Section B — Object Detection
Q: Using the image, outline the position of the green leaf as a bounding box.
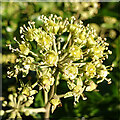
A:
[34,90,44,107]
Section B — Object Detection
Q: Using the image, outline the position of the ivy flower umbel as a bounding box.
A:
[0,93,34,119]
[5,14,113,115]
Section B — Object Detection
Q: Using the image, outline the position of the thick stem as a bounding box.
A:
[44,90,48,105]
[44,85,55,119]
[44,69,59,119]
[44,102,51,119]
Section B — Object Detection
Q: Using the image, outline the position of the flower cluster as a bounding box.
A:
[1,54,16,64]
[0,80,45,119]
[3,15,113,117]
[63,1,100,20]
[0,93,34,118]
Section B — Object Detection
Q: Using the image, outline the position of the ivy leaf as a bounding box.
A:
[34,90,44,107]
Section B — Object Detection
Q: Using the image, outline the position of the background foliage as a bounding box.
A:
[1,2,120,120]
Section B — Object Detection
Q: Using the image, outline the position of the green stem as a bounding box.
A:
[44,85,55,119]
[57,94,65,98]
[44,71,59,119]
[53,38,57,53]
[54,72,60,93]
[29,51,38,57]
[24,107,46,113]
[62,32,71,50]
[59,52,68,62]
[6,109,14,113]
[32,81,38,89]
[44,102,51,119]
[44,90,48,105]
[58,41,61,50]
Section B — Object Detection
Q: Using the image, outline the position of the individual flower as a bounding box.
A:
[69,44,83,60]
[96,64,110,83]
[19,41,30,55]
[50,95,61,113]
[84,62,96,78]
[64,78,86,105]
[22,56,35,70]
[38,68,55,92]
[62,65,78,80]
[35,30,53,50]
[45,50,58,66]
[20,21,37,41]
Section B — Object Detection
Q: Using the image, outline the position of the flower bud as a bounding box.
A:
[73,85,83,93]
[8,94,13,101]
[99,69,109,78]
[13,93,17,98]
[97,64,109,79]
[24,110,30,116]
[36,34,52,49]
[87,36,96,46]
[25,29,36,41]
[18,95,24,102]
[50,97,61,113]
[22,87,30,96]
[50,98,61,106]
[0,110,5,116]
[2,101,7,107]
[42,76,50,85]
[79,32,86,40]
[69,24,76,32]
[59,25,67,33]
[9,101,15,107]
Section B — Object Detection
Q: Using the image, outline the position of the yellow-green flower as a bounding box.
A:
[84,62,96,78]
[45,51,58,66]
[63,65,78,80]
[50,95,61,113]
[97,64,109,82]
[64,78,86,104]
[69,45,83,60]
[2,93,34,119]
[35,32,53,49]
[22,57,34,70]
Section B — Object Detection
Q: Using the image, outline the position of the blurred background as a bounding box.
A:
[1,2,120,120]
